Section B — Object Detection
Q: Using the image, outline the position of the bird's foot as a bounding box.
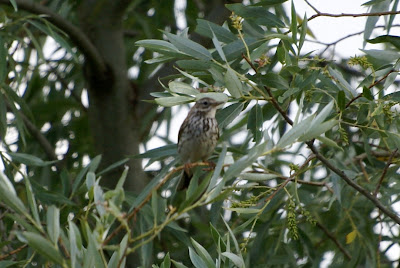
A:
[202,161,216,171]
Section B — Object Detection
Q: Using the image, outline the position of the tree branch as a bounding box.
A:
[0,0,107,74]
[374,148,398,197]
[264,80,400,225]
[316,221,351,260]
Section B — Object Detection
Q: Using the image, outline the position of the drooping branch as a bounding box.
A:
[263,85,400,225]
[0,0,107,74]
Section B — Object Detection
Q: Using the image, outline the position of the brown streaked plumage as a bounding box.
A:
[177,97,224,187]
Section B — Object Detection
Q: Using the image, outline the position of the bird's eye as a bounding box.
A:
[202,100,209,106]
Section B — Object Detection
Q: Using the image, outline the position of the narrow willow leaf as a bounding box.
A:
[23,232,64,265]
[165,32,212,61]
[239,173,279,181]
[160,252,171,268]
[169,81,199,95]
[189,247,208,268]
[24,177,41,229]
[308,101,334,131]
[216,102,244,128]
[316,136,342,149]
[191,238,215,268]
[337,90,346,111]
[299,119,338,141]
[207,143,227,192]
[195,19,237,43]
[290,1,297,43]
[247,103,263,143]
[195,93,228,103]
[221,216,240,252]
[276,116,314,149]
[360,48,400,62]
[299,14,308,52]
[155,96,194,107]
[0,35,7,84]
[224,67,242,98]
[224,141,268,182]
[171,260,189,268]
[364,1,390,41]
[262,73,289,90]
[363,86,374,100]
[228,207,260,214]
[210,25,226,62]
[97,158,130,176]
[221,252,245,268]
[0,172,29,217]
[47,205,60,245]
[135,144,177,159]
[8,152,58,167]
[346,230,357,244]
[328,67,356,97]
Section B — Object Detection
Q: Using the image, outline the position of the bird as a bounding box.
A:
[177,97,224,188]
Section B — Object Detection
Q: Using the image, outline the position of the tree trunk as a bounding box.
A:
[78,1,147,193]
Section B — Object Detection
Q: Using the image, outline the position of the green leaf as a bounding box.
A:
[0,35,7,84]
[97,158,130,176]
[165,33,212,61]
[210,24,227,62]
[228,207,260,214]
[224,67,242,98]
[221,252,245,268]
[216,102,244,128]
[171,260,189,268]
[160,252,171,268]
[290,1,297,43]
[23,232,64,265]
[308,101,334,131]
[9,0,18,11]
[195,19,237,43]
[191,238,215,268]
[155,96,194,107]
[8,152,58,167]
[135,144,177,159]
[189,247,208,268]
[207,144,227,192]
[47,205,60,245]
[226,4,285,28]
[360,49,400,62]
[247,103,263,143]
[276,115,314,149]
[299,119,338,141]
[240,173,279,181]
[337,90,346,111]
[328,67,356,97]
[217,38,263,61]
[68,220,82,268]
[363,86,374,100]
[299,14,308,52]
[0,172,29,217]
[169,81,199,95]
[364,1,390,41]
[367,35,400,50]
[24,177,41,230]
[262,73,289,90]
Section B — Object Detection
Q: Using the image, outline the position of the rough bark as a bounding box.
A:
[78,0,147,193]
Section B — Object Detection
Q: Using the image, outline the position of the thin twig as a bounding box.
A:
[102,162,212,246]
[265,77,400,224]
[316,222,352,260]
[374,148,398,197]
[0,244,27,260]
[346,69,397,108]
[0,0,106,73]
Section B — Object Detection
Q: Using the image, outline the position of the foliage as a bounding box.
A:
[1,0,400,267]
